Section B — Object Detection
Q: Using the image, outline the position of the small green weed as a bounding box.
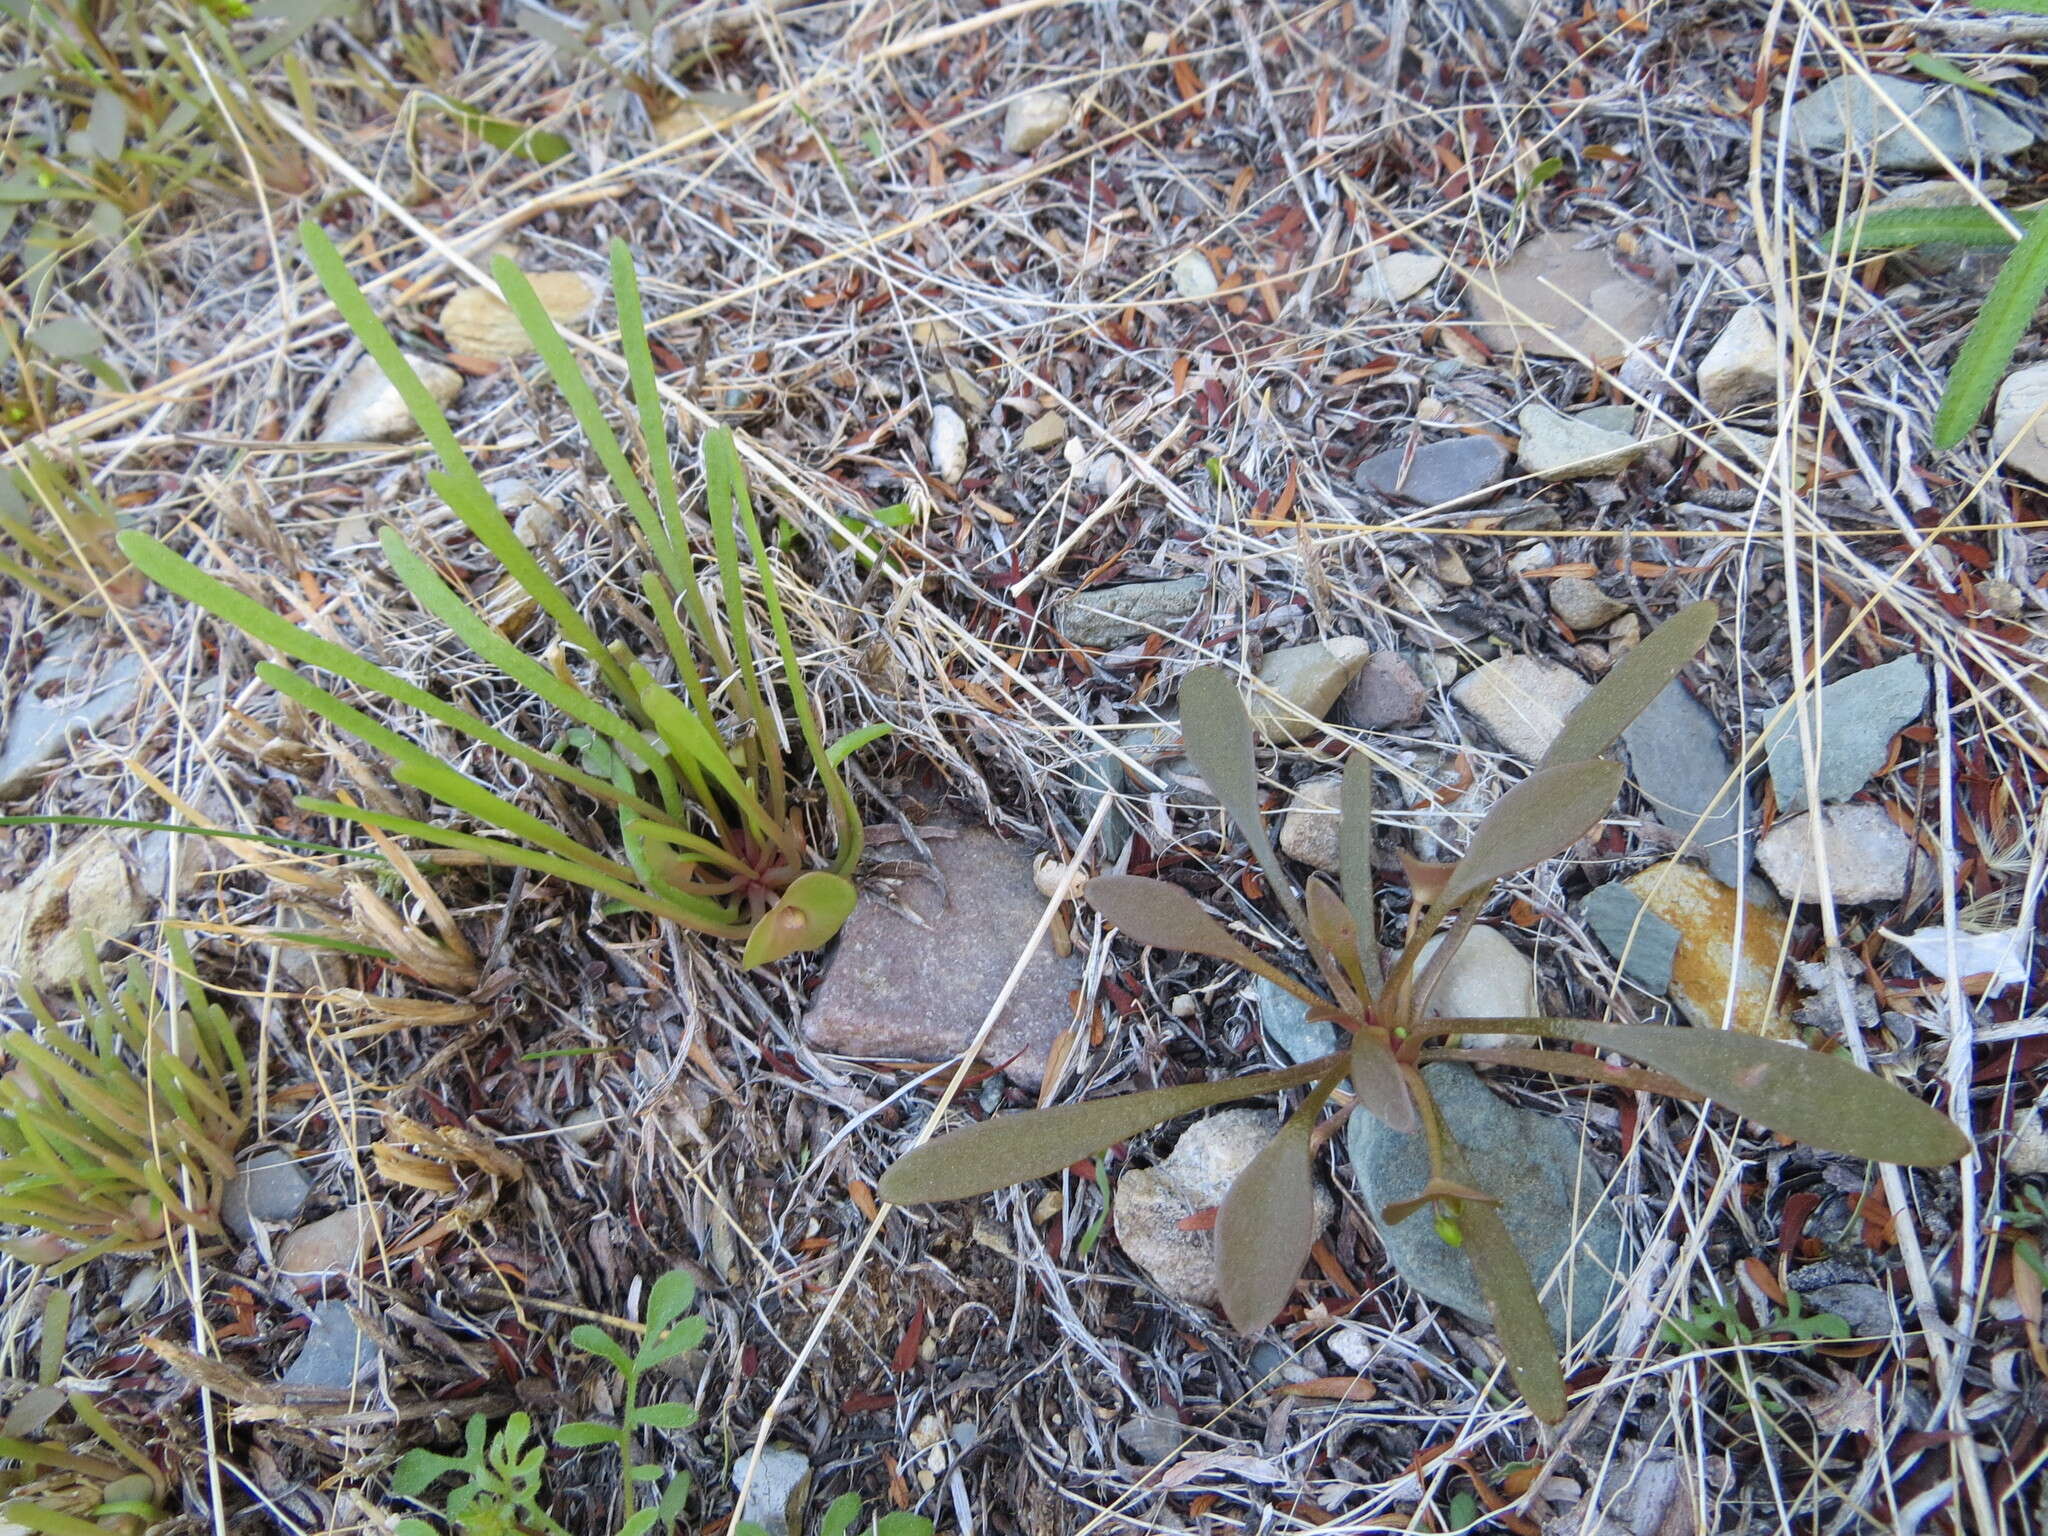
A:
[1659,1291,1851,1352]
[0,445,141,613]
[736,1493,933,1536]
[123,223,881,966]
[0,930,247,1274]
[881,603,1969,1423]
[392,1413,566,1536]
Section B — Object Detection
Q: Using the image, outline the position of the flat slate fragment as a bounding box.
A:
[803,828,1081,1088]
[1353,435,1508,507]
[1623,679,1752,886]
[1763,657,1929,813]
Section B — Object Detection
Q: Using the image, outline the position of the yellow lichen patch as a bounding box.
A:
[1623,859,1796,1040]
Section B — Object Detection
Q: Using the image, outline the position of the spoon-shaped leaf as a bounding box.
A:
[878,1058,1336,1204]
[1303,876,1364,1004]
[1179,668,1302,930]
[1349,1030,1418,1134]
[740,872,857,968]
[1088,876,1319,1003]
[1461,1200,1568,1424]
[1539,600,1718,770]
[1437,759,1624,913]
[1424,1017,1970,1167]
[1217,1108,1317,1333]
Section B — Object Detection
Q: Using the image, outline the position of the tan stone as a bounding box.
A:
[0,834,148,995]
[442,272,599,361]
[1465,231,1664,364]
[1622,860,1795,1039]
[653,91,749,143]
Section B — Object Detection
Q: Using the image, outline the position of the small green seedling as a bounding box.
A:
[0,931,248,1274]
[1826,201,2048,450]
[554,1270,705,1536]
[880,603,1970,1423]
[1659,1292,1851,1352]
[736,1492,934,1536]
[392,1413,567,1536]
[122,222,879,966]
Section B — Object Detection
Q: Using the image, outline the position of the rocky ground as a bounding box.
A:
[2,2,2046,1534]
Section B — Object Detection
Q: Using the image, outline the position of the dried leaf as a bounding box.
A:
[1438,759,1624,912]
[879,1059,1333,1204]
[1216,1110,1317,1333]
[1539,600,1717,770]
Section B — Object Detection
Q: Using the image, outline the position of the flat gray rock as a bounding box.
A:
[1516,401,1643,482]
[1623,680,1752,886]
[223,1149,312,1241]
[281,1300,378,1390]
[803,829,1082,1088]
[1354,436,1508,507]
[0,630,144,796]
[1756,805,1913,905]
[1579,883,1679,995]
[1783,73,2033,171]
[1465,231,1665,363]
[1346,1063,1627,1348]
[1253,974,1335,1066]
[1764,657,1929,813]
[1055,577,1207,648]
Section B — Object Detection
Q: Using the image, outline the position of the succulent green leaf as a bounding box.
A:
[741,871,857,968]
[1539,600,1718,770]
[878,1058,1337,1204]
[1460,1200,1567,1423]
[1216,1108,1316,1333]
[630,1402,698,1430]
[875,1514,937,1536]
[1437,759,1624,912]
[1425,1016,1969,1165]
[1935,210,2048,449]
[1178,667,1302,929]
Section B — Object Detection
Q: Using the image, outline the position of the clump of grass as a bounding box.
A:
[0,446,142,613]
[122,223,880,966]
[0,931,247,1275]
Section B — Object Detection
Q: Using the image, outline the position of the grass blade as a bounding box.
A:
[1934,210,2048,449]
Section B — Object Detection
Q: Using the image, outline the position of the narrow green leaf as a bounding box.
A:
[1459,1201,1567,1423]
[1540,600,1718,769]
[1216,1109,1316,1333]
[1827,205,2027,254]
[630,1401,697,1430]
[429,94,572,163]
[1178,667,1302,929]
[1437,759,1624,912]
[1907,52,1998,96]
[1087,875,1318,1002]
[1935,210,2048,449]
[827,721,893,766]
[878,1057,1337,1204]
[555,1420,620,1449]
[1339,754,1382,987]
[1526,1019,1971,1166]
[741,871,856,968]
[568,1324,632,1374]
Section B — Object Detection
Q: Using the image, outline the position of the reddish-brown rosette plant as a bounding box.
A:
[880,602,1970,1422]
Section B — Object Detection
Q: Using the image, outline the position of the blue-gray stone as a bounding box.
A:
[1346,1063,1628,1349]
[1354,436,1508,507]
[1580,883,1678,996]
[1763,658,1929,813]
[281,1301,378,1390]
[1623,680,1751,886]
[1056,577,1208,648]
[1253,974,1335,1065]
